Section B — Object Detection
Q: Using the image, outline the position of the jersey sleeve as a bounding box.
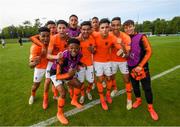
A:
[30,35,44,47]
[139,35,152,67]
[123,34,131,52]
[48,36,55,53]
[29,45,39,60]
[56,61,71,80]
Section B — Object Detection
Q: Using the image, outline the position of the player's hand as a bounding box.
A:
[29,56,40,68]
[78,33,83,41]
[116,49,126,57]
[33,56,41,64]
[134,66,142,73]
[56,52,63,60]
[68,68,76,77]
[88,46,95,54]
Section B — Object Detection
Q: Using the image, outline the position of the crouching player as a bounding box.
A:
[28,27,50,105]
[123,20,159,121]
[50,38,83,125]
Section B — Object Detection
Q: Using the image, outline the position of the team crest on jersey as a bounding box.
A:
[105,42,108,46]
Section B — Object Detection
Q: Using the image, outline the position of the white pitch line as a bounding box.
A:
[30,65,180,127]
[151,65,180,80]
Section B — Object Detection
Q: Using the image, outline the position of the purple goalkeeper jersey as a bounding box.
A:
[67,27,80,38]
[50,50,82,76]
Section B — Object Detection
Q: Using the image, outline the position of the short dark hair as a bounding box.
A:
[38,27,50,33]
[45,20,56,26]
[111,17,121,23]
[57,20,68,27]
[69,14,78,19]
[92,17,99,21]
[80,21,91,28]
[99,18,110,26]
[123,20,135,27]
[68,38,80,45]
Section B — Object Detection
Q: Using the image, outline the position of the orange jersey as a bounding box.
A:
[93,32,117,62]
[79,35,95,66]
[48,34,68,56]
[29,43,48,69]
[111,31,131,62]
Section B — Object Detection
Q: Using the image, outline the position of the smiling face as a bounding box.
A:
[81,25,91,39]
[111,20,121,34]
[39,31,50,45]
[68,43,80,57]
[57,24,67,38]
[124,24,135,35]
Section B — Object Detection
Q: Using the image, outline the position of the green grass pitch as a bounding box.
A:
[0,36,180,126]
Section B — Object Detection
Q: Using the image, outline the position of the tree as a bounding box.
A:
[171,16,180,34]
[142,20,153,32]
[34,18,42,28]
[153,18,167,34]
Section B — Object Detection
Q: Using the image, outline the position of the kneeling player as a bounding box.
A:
[50,38,83,125]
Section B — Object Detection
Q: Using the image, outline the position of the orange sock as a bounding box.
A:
[126,83,132,100]
[148,104,153,109]
[43,92,48,100]
[80,84,85,96]
[112,79,117,90]
[106,80,112,96]
[31,91,36,96]
[96,82,104,102]
[52,85,55,93]
[58,97,65,114]
[86,83,93,93]
[72,88,81,102]
[68,87,73,99]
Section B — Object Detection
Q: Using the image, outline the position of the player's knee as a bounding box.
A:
[32,82,40,89]
[106,76,111,81]
[111,74,115,80]
[45,78,51,84]
[75,81,82,89]
[97,77,103,83]
[81,83,85,90]
[123,74,130,83]
[60,90,66,98]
